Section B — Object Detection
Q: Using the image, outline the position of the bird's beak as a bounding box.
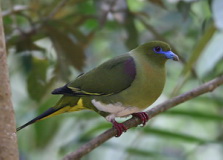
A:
[172,54,179,61]
[164,51,179,61]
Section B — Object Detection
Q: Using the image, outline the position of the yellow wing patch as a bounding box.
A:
[41,98,86,120]
[68,86,111,96]
[69,98,85,112]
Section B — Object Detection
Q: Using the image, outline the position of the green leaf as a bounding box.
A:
[123,11,139,50]
[176,1,191,18]
[27,57,49,101]
[165,110,223,121]
[126,147,162,158]
[143,127,208,143]
[79,122,111,140]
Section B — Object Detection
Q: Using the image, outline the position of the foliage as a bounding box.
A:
[2,0,223,160]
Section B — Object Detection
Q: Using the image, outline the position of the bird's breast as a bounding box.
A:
[119,57,166,109]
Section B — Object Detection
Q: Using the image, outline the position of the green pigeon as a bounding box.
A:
[17,41,179,137]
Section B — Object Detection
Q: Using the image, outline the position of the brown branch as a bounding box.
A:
[63,75,223,160]
[0,7,19,160]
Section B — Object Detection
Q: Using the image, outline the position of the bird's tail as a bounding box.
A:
[16,96,86,132]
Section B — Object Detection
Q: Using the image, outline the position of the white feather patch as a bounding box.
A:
[91,99,140,121]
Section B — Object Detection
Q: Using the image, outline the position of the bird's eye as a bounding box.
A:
[154,46,161,53]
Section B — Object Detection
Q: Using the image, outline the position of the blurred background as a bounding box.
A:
[2,0,223,159]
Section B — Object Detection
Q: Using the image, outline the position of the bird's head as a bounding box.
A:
[133,41,179,64]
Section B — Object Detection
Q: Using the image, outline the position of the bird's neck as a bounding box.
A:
[129,50,166,69]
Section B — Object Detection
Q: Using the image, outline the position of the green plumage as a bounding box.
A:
[17,41,179,133]
[68,55,135,96]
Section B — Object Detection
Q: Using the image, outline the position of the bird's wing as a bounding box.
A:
[52,55,136,96]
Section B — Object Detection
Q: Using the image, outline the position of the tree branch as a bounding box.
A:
[63,75,223,160]
[0,6,19,160]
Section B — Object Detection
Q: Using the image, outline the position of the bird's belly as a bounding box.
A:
[91,99,141,117]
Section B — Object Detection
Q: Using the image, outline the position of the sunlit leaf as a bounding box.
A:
[196,31,223,78]
[182,23,216,75]
[212,0,223,30]
[210,58,223,77]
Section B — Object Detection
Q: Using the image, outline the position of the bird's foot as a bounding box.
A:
[111,120,127,137]
[132,112,149,126]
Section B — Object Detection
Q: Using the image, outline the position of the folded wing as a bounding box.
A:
[52,55,136,96]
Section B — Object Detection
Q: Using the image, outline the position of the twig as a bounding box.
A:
[2,5,28,17]
[47,0,70,19]
[63,75,223,160]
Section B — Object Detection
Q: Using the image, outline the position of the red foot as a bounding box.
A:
[132,112,149,126]
[111,120,127,137]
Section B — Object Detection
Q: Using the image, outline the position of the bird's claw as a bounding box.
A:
[111,120,127,137]
[132,112,149,126]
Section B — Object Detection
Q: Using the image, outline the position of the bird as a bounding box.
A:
[16,41,179,137]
